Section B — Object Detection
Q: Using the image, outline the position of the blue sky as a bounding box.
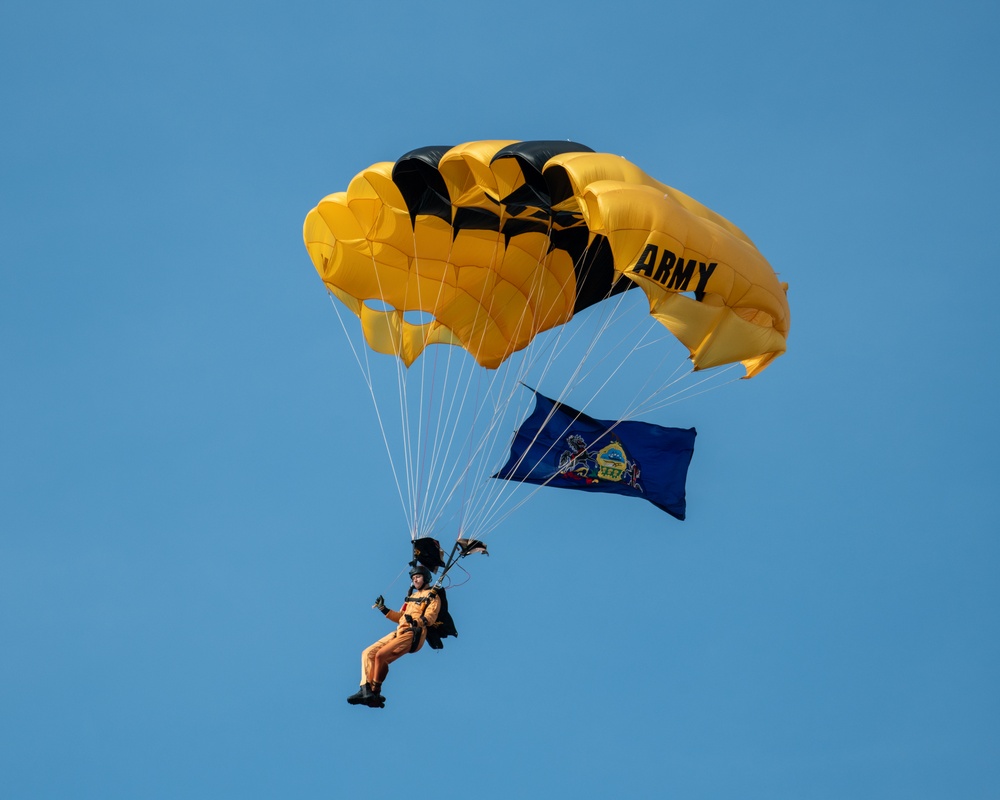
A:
[2,0,998,797]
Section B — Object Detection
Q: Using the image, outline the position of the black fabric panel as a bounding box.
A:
[491,140,594,171]
[543,164,577,207]
[452,206,502,233]
[501,217,553,238]
[493,141,594,209]
[388,141,632,315]
[555,231,636,313]
[392,145,454,223]
[574,240,635,313]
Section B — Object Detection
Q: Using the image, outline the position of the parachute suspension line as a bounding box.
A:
[563,306,667,418]
[551,277,646,399]
[414,226,513,538]
[615,353,696,422]
[412,234,485,538]
[474,412,638,539]
[471,388,598,538]
[474,364,742,539]
[473,369,673,539]
[395,323,417,536]
[462,233,621,536]
[384,264,422,537]
[419,237,506,533]
[457,239,599,535]
[359,237,427,538]
[413,308,465,533]
[456,371,483,528]
[428,358,530,538]
[418,346,483,534]
[345,216,732,545]
[469,238,706,538]
[456,217,574,537]
[376,562,413,605]
[452,378,531,537]
[408,203,538,540]
[471,361,739,540]
[326,292,412,532]
[420,353,484,532]
[412,229,487,538]
[413,327,439,535]
[408,232,455,538]
[424,225,537,538]
[625,364,743,419]
[559,313,671,396]
[429,542,481,594]
[411,233,456,537]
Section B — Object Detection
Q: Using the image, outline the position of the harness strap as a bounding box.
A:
[405,594,433,606]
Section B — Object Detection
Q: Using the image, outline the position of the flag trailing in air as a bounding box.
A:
[492,391,696,520]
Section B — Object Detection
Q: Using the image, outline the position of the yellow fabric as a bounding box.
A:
[304,142,790,376]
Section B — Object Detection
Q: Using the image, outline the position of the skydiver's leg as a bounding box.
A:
[369,631,414,689]
[360,632,397,686]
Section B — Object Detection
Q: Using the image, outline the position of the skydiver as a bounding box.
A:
[346,564,441,709]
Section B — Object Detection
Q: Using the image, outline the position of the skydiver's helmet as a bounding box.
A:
[409,565,432,585]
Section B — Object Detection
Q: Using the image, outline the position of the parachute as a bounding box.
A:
[303,140,789,547]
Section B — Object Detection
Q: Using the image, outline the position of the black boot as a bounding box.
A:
[347,683,372,705]
[365,684,386,709]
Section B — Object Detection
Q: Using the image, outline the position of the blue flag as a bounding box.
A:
[492,391,697,520]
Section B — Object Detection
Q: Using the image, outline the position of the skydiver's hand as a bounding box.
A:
[373,595,387,612]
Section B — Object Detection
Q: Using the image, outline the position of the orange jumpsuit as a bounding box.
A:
[360,587,441,689]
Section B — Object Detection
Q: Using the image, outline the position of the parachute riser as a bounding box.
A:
[429,542,464,589]
[410,539,488,590]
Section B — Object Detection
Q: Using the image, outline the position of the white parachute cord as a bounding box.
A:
[326,293,412,532]
[414,227,512,538]
[425,309,539,535]
[470,284,726,537]
[417,342,490,535]
[456,274,602,531]
[623,364,743,419]
[359,234,424,539]
[411,231,476,538]
[414,234,503,534]
[460,241,625,534]
[413,327,466,534]
[466,262,645,533]
[449,334,547,534]
[379,270,420,537]
[411,230,460,537]
[558,320,676,398]
[558,313,667,419]
[424,211,573,541]
[423,343,548,538]
[421,368,513,537]
[453,222,578,536]
[548,282,647,403]
[395,341,420,535]
[471,377,685,540]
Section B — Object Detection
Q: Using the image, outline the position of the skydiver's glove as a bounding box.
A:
[373,595,388,614]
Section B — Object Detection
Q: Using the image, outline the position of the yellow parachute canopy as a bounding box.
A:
[303,140,789,377]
